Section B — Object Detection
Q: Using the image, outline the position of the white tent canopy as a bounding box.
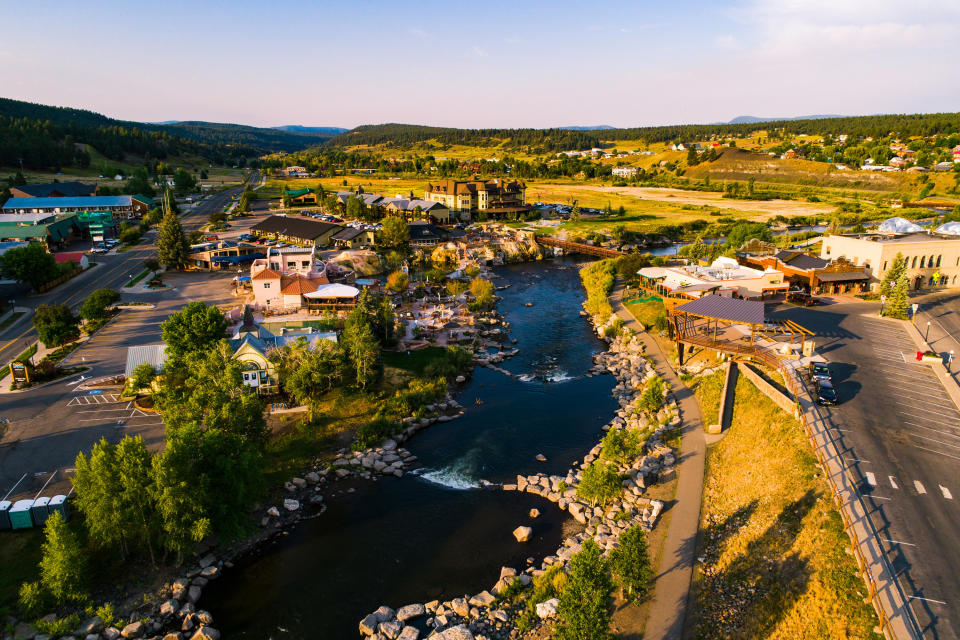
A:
[935,221,960,236]
[878,217,923,234]
[303,283,360,299]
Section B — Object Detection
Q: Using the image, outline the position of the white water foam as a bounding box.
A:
[543,370,575,383]
[413,464,482,490]
[517,373,536,382]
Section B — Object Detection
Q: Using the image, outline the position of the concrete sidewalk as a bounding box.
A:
[613,284,707,640]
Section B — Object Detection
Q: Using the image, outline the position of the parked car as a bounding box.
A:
[815,379,838,406]
[787,291,821,306]
[205,234,219,241]
[809,362,831,383]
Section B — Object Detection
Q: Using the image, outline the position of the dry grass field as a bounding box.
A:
[687,373,881,640]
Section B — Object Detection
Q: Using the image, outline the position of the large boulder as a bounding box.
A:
[359,614,379,636]
[396,604,425,622]
[397,626,420,640]
[434,626,474,640]
[378,620,402,639]
[13,622,37,640]
[283,499,300,512]
[451,597,470,617]
[512,526,533,542]
[78,617,105,635]
[159,599,180,617]
[536,598,559,619]
[191,627,221,640]
[121,621,145,638]
[468,590,496,607]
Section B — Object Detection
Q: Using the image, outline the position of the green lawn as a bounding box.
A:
[0,344,39,380]
[381,347,449,376]
[625,298,667,331]
[0,529,43,615]
[689,369,726,429]
[124,269,151,288]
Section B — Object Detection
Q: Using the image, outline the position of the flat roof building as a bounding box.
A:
[638,256,789,300]
[821,231,960,289]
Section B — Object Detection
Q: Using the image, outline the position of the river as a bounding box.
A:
[202,258,617,639]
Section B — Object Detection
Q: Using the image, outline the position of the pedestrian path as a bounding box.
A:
[612,282,706,640]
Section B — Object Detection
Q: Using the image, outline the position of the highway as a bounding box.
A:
[0,175,253,369]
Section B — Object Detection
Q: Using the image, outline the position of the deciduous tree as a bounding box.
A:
[33,303,79,347]
[609,524,653,603]
[38,511,88,605]
[160,302,228,359]
[0,242,58,289]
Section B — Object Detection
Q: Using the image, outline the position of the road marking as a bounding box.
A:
[901,419,960,434]
[910,433,960,452]
[909,595,947,605]
[883,538,917,547]
[914,480,927,494]
[896,404,960,421]
[889,476,899,489]
[865,471,877,486]
[940,485,953,500]
[911,444,960,462]
[846,457,870,463]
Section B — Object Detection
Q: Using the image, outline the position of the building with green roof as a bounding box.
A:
[0,213,78,248]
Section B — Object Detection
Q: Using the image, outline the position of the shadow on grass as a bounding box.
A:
[693,490,817,639]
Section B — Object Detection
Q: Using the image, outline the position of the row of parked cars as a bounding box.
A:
[89,239,119,254]
[809,361,838,406]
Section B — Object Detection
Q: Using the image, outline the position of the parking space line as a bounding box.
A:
[893,393,959,410]
[940,485,953,500]
[911,444,960,462]
[889,476,899,489]
[896,404,960,420]
[901,420,960,435]
[865,471,877,486]
[909,595,947,605]
[883,538,917,547]
[914,480,927,494]
[910,433,960,451]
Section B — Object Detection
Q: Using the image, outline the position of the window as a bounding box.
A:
[263,282,270,289]
[920,256,926,268]
[912,256,918,268]
[937,255,943,267]
[882,261,887,271]
[929,255,935,268]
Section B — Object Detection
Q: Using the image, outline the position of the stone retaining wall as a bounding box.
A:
[737,361,797,417]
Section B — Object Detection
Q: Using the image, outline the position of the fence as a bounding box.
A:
[778,361,922,640]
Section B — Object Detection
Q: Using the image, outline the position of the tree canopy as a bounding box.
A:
[0,242,59,289]
[160,302,228,359]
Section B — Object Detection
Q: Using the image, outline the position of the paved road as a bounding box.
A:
[0,176,254,498]
[771,299,960,640]
[0,176,252,368]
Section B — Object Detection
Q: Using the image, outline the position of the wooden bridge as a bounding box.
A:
[536,236,625,258]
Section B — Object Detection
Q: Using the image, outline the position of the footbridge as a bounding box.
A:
[535,236,625,258]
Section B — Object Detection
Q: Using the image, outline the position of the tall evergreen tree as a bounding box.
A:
[884,274,911,320]
[156,206,188,269]
[38,511,88,604]
[879,252,906,296]
[557,539,614,640]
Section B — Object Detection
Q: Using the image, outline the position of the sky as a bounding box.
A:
[1,0,958,130]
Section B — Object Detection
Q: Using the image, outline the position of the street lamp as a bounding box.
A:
[949,350,955,372]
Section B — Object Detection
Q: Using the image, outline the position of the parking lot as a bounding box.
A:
[773,301,960,639]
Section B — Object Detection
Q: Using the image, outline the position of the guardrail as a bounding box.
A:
[778,362,923,639]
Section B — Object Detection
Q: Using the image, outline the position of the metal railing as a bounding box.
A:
[779,363,924,640]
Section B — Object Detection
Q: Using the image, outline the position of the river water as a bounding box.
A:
[203,258,617,639]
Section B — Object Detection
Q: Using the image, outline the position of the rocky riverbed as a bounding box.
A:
[354,328,682,639]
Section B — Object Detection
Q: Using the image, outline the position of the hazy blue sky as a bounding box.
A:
[2,0,957,129]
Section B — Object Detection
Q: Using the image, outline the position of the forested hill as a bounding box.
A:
[0,97,338,171]
[325,113,960,152]
[326,124,601,152]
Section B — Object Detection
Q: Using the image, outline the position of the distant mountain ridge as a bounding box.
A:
[559,125,615,131]
[272,125,348,135]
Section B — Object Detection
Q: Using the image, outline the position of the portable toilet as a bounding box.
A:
[31,497,51,526]
[9,500,34,529]
[0,500,11,530]
[49,495,69,520]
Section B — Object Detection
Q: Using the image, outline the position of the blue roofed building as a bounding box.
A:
[2,195,151,219]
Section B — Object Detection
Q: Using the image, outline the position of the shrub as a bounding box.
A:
[577,462,623,506]
[638,376,665,416]
[599,427,643,464]
[18,581,49,619]
[119,227,142,245]
[516,564,568,633]
[79,288,121,321]
[354,416,399,450]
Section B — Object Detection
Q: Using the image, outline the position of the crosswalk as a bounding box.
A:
[861,472,954,500]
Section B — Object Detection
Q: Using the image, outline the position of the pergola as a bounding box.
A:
[669,295,811,366]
